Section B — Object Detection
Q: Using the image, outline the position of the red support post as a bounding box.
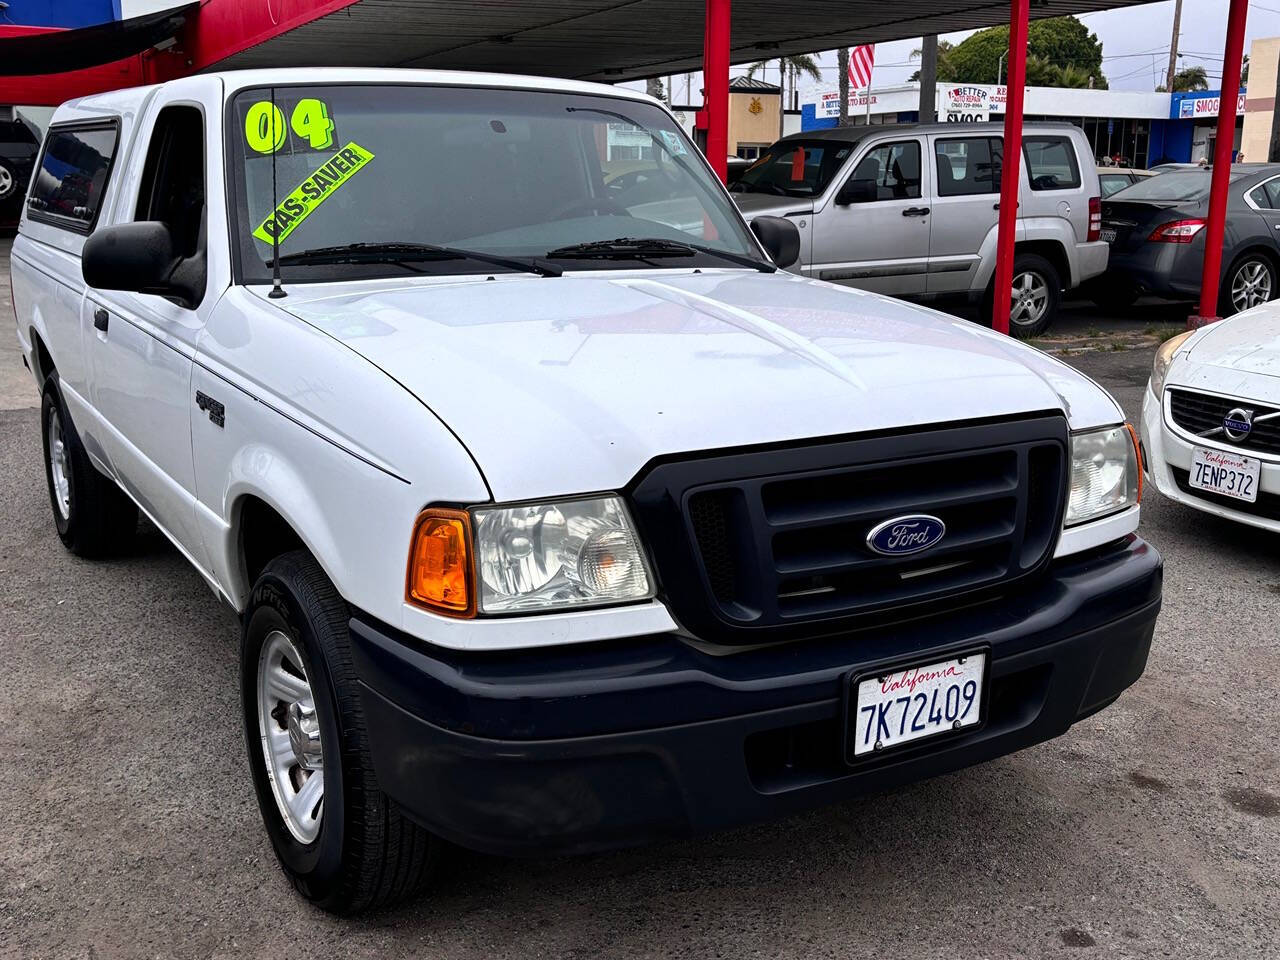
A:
[1189,0,1249,328]
[703,0,731,183]
[991,0,1029,336]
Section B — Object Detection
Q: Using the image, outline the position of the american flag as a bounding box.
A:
[848,44,876,90]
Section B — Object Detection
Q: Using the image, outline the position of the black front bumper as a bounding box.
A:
[349,536,1162,857]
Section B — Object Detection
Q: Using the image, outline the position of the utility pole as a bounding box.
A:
[919,35,938,122]
[838,48,850,125]
[1166,0,1183,90]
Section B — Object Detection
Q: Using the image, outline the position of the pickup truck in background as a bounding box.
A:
[10,70,1161,914]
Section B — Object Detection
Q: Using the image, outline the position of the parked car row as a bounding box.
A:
[729,126,1280,333]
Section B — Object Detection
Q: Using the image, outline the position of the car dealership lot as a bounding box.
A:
[1,238,1277,959]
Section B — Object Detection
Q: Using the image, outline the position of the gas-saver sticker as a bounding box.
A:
[252,142,375,246]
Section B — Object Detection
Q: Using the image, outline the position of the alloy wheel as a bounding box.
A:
[1009,270,1049,328]
[0,165,13,199]
[257,630,325,844]
[1230,260,1273,313]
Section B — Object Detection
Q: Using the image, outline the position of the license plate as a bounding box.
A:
[849,652,987,758]
[1190,446,1259,502]
[1100,227,1117,243]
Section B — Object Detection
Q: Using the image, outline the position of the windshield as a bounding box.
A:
[1110,169,1246,203]
[229,85,761,282]
[730,140,855,197]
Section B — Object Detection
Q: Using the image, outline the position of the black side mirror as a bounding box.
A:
[82,221,200,308]
[750,215,801,269]
[835,179,877,205]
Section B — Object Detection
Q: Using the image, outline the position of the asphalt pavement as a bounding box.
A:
[1,237,1277,959]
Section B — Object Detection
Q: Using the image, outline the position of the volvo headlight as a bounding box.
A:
[1066,425,1142,527]
[1150,330,1194,398]
[407,496,653,616]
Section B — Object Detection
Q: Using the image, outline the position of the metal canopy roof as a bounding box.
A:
[212,0,1154,82]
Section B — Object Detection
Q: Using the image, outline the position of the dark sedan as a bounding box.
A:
[1095,165,1280,315]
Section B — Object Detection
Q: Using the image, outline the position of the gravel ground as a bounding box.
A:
[1,237,1277,959]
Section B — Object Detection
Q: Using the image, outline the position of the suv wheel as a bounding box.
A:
[40,372,138,556]
[1221,254,1276,316]
[0,159,15,201]
[241,550,440,913]
[1002,254,1061,338]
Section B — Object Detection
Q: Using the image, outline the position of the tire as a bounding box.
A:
[985,253,1062,339]
[241,550,439,914]
[0,159,16,201]
[1220,253,1277,316]
[40,372,138,557]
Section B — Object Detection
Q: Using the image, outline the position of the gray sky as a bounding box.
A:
[640,0,1275,104]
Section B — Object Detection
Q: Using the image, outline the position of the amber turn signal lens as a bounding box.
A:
[1125,422,1144,505]
[406,508,474,617]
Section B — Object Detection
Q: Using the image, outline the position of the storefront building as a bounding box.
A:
[800,82,1246,169]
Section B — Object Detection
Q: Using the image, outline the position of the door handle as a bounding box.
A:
[93,308,109,333]
[902,206,931,217]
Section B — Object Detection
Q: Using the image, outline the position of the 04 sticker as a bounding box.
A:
[245,98,336,153]
[252,142,375,246]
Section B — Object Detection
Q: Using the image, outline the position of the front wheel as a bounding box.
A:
[1221,254,1277,316]
[241,550,439,913]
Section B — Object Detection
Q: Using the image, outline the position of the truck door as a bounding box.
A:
[83,82,221,569]
[809,136,929,295]
[925,134,1003,294]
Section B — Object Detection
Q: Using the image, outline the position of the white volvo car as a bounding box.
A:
[1143,309,1280,528]
[11,69,1161,914]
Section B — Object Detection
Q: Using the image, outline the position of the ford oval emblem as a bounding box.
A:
[866,515,946,556]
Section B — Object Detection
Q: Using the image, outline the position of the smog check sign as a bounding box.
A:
[253,142,375,246]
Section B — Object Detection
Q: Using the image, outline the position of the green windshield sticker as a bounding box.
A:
[252,142,375,246]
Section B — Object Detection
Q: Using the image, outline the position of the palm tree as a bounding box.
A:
[1161,65,1209,92]
[909,40,956,82]
[747,55,823,136]
[1054,64,1095,89]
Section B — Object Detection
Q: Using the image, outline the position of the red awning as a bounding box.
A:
[0,5,195,75]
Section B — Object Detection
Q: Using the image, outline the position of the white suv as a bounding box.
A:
[11,70,1158,913]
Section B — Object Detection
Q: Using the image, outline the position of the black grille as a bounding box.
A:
[1168,389,1280,456]
[1171,466,1280,519]
[629,416,1069,644]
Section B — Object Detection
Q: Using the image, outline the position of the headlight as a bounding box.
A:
[472,496,652,614]
[1066,425,1141,527]
[1150,330,1194,397]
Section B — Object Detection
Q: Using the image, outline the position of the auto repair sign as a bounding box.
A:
[945,86,991,122]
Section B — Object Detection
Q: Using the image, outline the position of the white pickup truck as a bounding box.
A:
[11,69,1162,914]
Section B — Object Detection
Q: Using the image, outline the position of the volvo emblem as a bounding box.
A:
[866,515,947,556]
[1223,407,1255,441]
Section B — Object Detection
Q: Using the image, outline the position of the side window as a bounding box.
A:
[1099,174,1131,198]
[26,123,119,231]
[935,137,1001,196]
[843,141,921,203]
[1264,179,1280,210]
[1023,136,1081,191]
[135,106,207,303]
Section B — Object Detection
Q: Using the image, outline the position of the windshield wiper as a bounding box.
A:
[544,237,775,273]
[268,241,562,278]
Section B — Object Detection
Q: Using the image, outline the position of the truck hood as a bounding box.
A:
[1188,305,1280,377]
[272,270,1120,501]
